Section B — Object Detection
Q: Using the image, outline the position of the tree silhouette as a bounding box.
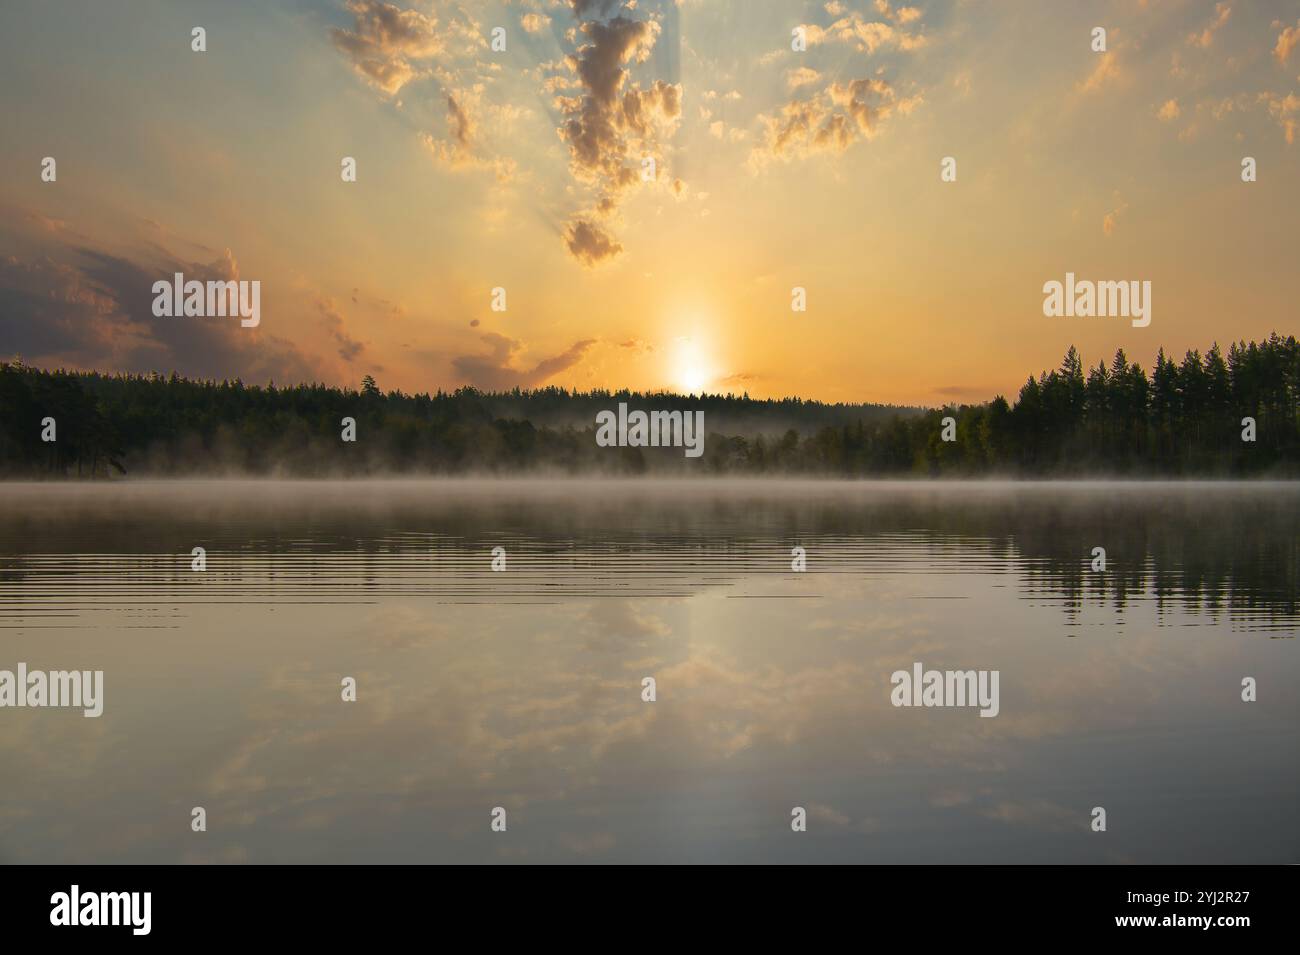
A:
[2,334,1297,478]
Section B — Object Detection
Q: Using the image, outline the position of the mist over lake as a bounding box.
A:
[1,479,1296,863]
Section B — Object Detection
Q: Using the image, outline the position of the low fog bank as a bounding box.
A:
[7,476,1300,505]
[4,480,1295,628]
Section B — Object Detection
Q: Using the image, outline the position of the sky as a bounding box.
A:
[0,0,1297,406]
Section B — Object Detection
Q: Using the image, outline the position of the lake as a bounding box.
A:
[0,480,1296,863]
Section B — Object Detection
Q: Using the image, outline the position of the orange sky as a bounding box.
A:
[1,0,1297,406]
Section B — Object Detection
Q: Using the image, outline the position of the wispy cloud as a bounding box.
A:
[451,332,597,389]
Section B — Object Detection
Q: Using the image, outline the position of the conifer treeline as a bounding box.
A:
[1,334,1297,477]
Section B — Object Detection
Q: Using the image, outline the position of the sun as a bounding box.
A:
[672,338,712,395]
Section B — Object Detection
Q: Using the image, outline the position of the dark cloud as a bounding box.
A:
[0,229,320,384]
[329,3,513,182]
[557,17,660,193]
[446,92,472,147]
[570,0,626,20]
[419,91,517,182]
[315,296,368,363]
[0,255,127,362]
[76,247,317,383]
[563,218,623,266]
[552,9,681,265]
[935,384,989,399]
[451,332,596,390]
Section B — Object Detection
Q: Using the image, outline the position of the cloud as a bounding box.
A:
[23,212,87,241]
[520,13,550,34]
[1276,19,1300,66]
[550,6,683,265]
[451,332,597,389]
[935,384,990,399]
[1077,52,1120,94]
[718,372,758,390]
[329,0,446,96]
[808,803,851,826]
[750,76,919,167]
[418,90,519,182]
[786,66,822,89]
[564,218,623,266]
[314,296,368,363]
[874,1,922,26]
[557,16,663,179]
[583,600,671,640]
[1258,90,1299,143]
[446,91,473,147]
[0,236,318,384]
[570,0,625,19]
[0,255,131,363]
[330,3,520,186]
[1160,91,1294,146]
[786,7,928,56]
[1172,90,1297,146]
[707,119,746,143]
[1187,3,1231,50]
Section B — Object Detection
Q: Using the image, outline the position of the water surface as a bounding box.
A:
[0,480,1296,863]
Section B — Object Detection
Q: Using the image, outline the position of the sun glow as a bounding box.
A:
[671,338,712,395]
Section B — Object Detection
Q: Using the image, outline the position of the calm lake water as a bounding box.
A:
[0,480,1296,864]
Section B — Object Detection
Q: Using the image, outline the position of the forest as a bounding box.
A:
[1,334,1297,478]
